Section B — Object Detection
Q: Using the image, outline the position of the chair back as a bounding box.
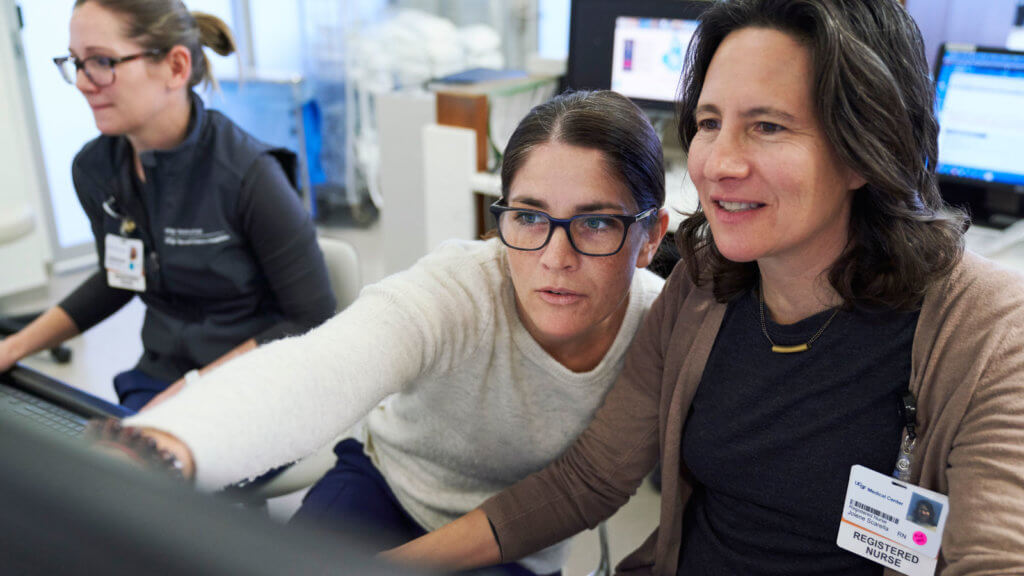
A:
[317,236,361,311]
[249,236,362,504]
[0,202,34,244]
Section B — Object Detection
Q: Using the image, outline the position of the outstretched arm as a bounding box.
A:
[124,241,504,491]
[383,509,500,571]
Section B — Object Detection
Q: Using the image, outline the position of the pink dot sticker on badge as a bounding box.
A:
[913,531,928,545]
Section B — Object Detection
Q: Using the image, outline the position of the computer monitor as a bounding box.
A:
[0,411,425,575]
[610,17,700,105]
[933,43,1024,227]
[565,0,709,110]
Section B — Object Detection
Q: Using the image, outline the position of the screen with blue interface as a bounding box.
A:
[934,46,1024,187]
[610,17,699,104]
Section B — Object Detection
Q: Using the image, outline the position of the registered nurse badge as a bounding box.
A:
[836,465,948,576]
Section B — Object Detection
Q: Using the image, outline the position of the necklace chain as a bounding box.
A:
[758,286,840,354]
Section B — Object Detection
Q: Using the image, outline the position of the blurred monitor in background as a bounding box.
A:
[933,43,1024,227]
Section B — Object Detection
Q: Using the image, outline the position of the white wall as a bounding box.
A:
[18,0,96,260]
[0,0,49,298]
[538,0,570,60]
[907,0,1019,70]
[249,0,303,76]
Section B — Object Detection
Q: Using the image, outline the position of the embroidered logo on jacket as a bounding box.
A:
[164,227,231,246]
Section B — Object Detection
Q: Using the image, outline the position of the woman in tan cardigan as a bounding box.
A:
[388,0,1024,574]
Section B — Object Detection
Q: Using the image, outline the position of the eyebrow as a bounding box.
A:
[509,196,628,214]
[70,46,116,57]
[695,103,799,123]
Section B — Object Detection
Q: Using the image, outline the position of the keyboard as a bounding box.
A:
[0,381,89,437]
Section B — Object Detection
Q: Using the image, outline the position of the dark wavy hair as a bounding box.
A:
[501,90,665,222]
[675,0,966,310]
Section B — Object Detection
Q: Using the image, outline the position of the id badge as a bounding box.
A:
[837,465,948,576]
[104,233,146,292]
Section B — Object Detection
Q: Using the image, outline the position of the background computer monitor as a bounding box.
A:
[564,0,709,110]
[933,43,1024,227]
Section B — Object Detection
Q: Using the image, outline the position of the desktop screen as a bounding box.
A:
[934,45,1024,187]
[564,0,708,110]
[610,16,699,104]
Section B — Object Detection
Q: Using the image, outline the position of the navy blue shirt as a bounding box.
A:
[678,290,919,575]
[60,93,335,383]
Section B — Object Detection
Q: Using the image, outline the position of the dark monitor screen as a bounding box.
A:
[0,408,427,575]
[933,44,1024,226]
[565,0,709,110]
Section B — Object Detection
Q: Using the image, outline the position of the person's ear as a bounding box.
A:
[635,208,671,269]
[164,45,192,90]
[845,167,867,192]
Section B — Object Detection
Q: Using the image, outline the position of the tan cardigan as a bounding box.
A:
[482,251,1024,575]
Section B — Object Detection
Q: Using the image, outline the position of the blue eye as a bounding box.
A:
[573,216,623,241]
[512,211,545,226]
[582,217,612,231]
[696,118,720,131]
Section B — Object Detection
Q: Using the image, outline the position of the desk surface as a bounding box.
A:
[966,225,1024,272]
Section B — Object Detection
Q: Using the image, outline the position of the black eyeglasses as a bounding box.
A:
[489,200,656,257]
[53,50,165,87]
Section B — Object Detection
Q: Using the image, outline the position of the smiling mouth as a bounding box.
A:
[716,200,765,213]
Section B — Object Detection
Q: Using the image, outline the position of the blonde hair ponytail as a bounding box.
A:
[191,11,235,90]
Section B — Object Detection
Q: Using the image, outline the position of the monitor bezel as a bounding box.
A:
[565,0,709,111]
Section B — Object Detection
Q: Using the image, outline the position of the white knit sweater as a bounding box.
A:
[127,238,664,573]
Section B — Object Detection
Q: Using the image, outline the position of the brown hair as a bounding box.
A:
[501,90,665,222]
[675,0,966,310]
[75,0,235,90]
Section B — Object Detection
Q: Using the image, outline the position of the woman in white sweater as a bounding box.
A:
[125,90,669,576]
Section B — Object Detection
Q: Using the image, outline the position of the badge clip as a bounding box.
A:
[894,390,917,482]
[103,196,137,236]
[120,218,137,235]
